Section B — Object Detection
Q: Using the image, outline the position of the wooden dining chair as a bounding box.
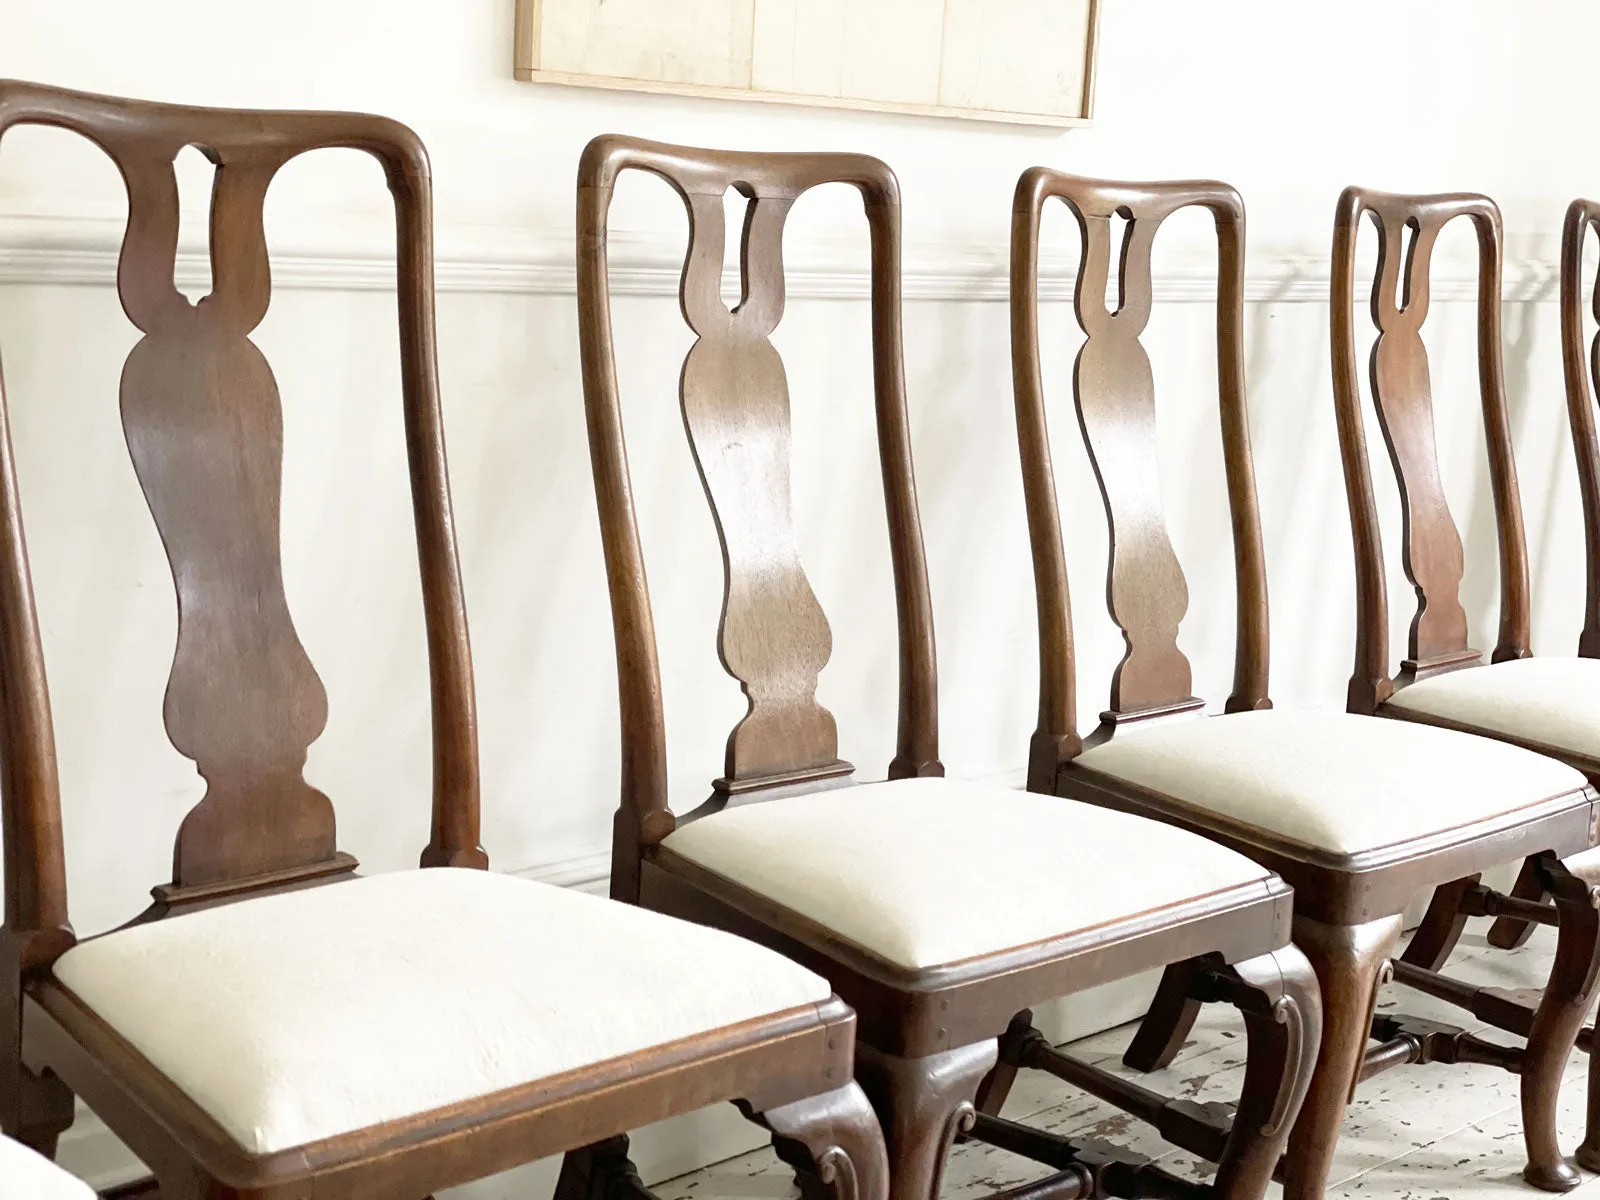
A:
[577,133,1321,1200]
[0,81,887,1200]
[1010,170,1600,1199]
[1329,185,1600,1177]
[1340,193,1600,1175]
[1,1132,95,1199]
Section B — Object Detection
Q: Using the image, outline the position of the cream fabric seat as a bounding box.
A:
[1072,708,1587,855]
[52,869,830,1157]
[1384,657,1600,760]
[0,1134,94,1200]
[660,777,1275,971]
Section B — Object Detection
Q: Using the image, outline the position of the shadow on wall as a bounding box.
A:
[1456,272,1558,649]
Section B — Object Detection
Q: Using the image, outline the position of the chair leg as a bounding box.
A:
[554,1135,649,1200]
[1580,1032,1600,1173]
[1399,874,1481,971]
[0,1059,74,1163]
[1212,946,1322,1200]
[1488,856,1547,950]
[100,1181,164,1200]
[5,1075,73,1161]
[1122,960,1206,1073]
[1,962,76,1161]
[1520,855,1600,1192]
[1281,912,1402,1200]
[144,1169,236,1200]
[854,1040,997,1200]
[755,1082,890,1200]
[974,1010,1032,1117]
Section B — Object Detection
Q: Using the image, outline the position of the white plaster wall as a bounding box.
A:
[0,1,1597,1195]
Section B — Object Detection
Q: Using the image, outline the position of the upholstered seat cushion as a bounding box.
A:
[1384,657,1600,760]
[52,869,830,1156]
[1072,709,1587,856]
[660,778,1275,972]
[0,1134,94,1200]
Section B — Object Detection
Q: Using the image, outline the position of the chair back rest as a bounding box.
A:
[1011,170,1267,792]
[575,135,938,900]
[0,80,480,963]
[1330,188,1527,713]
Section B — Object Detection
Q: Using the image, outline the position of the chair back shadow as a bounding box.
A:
[0,76,483,1030]
[576,134,939,904]
[1329,188,1526,714]
[1010,169,1269,795]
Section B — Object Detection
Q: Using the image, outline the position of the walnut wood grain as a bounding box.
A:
[1068,187,1192,713]
[678,184,837,782]
[121,143,336,888]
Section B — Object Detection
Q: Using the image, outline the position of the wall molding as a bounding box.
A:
[0,212,1563,304]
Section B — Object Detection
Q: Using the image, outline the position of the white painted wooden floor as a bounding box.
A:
[656,922,1597,1200]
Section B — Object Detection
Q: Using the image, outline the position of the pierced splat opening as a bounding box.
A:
[1396,217,1421,314]
[1586,218,1600,398]
[721,184,754,313]
[172,143,217,306]
[1105,208,1133,316]
[1587,218,1600,328]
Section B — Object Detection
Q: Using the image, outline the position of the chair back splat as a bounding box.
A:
[1330,188,1529,712]
[0,80,483,972]
[576,136,940,902]
[1011,171,1269,794]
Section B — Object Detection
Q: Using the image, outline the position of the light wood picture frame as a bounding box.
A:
[513,0,1101,128]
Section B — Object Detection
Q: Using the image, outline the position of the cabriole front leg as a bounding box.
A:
[855,1040,997,1200]
[1281,912,1402,1200]
[1521,854,1600,1191]
[1213,946,1322,1200]
[752,1082,890,1200]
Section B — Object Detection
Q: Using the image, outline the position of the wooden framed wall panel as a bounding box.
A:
[513,0,1100,127]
